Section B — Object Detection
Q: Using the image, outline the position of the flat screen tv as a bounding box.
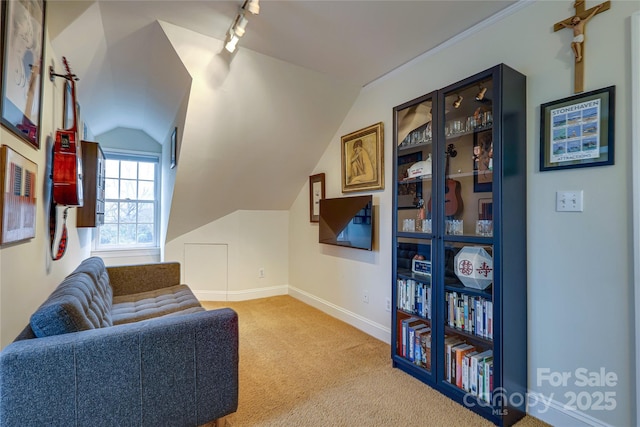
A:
[319,195,373,250]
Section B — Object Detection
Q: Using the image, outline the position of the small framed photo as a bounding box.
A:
[170,127,177,169]
[341,122,384,193]
[309,173,325,223]
[540,86,615,171]
[473,129,493,192]
[0,145,37,244]
[0,0,46,149]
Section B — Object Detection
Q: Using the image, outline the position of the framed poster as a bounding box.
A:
[309,173,325,222]
[0,145,37,244]
[0,0,46,149]
[341,122,384,193]
[540,86,615,171]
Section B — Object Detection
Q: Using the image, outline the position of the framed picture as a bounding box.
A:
[341,122,384,193]
[0,145,37,244]
[473,129,493,192]
[309,173,325,222]
[397,152,422,209]
[0,0,46,149]
[170,127,177,169]
[540,86,615,171]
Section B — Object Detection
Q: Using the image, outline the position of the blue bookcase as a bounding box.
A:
[392,64,527,426]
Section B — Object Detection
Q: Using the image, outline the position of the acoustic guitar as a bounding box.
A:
[427,144,463,216]
[52,57,83,206]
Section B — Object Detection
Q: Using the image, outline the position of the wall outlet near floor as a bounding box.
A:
[363,290,369,304]
[385,298,391,312]
[258,267,265,278]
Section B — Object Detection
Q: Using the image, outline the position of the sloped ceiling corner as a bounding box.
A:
[162,22,361,241]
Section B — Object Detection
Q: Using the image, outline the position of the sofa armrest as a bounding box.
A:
[107,262,181,296]
[0,308,238,427]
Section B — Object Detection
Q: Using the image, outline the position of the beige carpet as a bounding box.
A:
[202,296,549,427]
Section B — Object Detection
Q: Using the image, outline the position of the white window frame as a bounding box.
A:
[92,149,161,254]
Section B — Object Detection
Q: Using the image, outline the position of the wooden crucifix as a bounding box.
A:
[554,0,610,93]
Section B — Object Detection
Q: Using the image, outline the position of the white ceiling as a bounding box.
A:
[47,0,519,239]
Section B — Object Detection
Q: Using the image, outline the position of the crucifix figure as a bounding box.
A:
[554,0,610,93]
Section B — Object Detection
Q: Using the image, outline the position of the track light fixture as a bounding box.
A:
[246,0,260,15]
[224,0,260,53]
[453,95,463,109]
[476,86,487,101]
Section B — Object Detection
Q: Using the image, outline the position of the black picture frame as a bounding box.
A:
[540,86,615,171]
[309,173,325,222]
[0,0,46,149]
[170,126,177,169]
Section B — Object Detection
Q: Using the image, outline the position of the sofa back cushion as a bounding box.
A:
[30,257,113,338]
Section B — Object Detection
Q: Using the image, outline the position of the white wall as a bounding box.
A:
[0,38,92,348]
[165,210,289,300]
[289,2,638,426]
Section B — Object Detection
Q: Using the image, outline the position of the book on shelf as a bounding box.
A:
[444,336,464,383]
[483,357,494,403]
[462,350,478,391]
[469,349,491,396]
[454,343,476,388]
[404,318,426,361]
[420,330,432,370]
[413,326,431,366]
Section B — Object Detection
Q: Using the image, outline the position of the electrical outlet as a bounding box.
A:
[363,290,369,304]
[556,190,584,212]
[385,298,391,312]
[258,267,265,278]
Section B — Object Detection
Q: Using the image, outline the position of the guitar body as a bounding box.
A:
[426,144,463,217]
[443,178,462,216]
[53,129,83,206]
[52,57,83,207]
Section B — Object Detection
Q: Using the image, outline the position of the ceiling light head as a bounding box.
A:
[246,0,260,15]
[225,34,239,53]
[233,14,249,37]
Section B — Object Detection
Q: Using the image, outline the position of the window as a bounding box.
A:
[96,152,159,250]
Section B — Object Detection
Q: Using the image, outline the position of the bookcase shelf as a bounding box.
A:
[392,64,527,426]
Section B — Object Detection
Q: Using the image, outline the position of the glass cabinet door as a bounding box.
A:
[395,237,433,373]
[440,77,494,238]
[396,97,434,236]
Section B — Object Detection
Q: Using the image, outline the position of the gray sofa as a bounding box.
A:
[0,257,238,427]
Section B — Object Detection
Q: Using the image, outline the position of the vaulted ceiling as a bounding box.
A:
[47,0,517,240]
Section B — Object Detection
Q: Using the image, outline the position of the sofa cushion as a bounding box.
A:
[30,257,113,338]
[111,284,204,325]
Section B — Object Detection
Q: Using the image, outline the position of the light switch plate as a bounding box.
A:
[556,190,583,212]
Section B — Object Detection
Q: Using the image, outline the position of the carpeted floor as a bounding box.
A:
[201,296,550,427]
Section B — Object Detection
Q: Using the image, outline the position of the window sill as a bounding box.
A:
[91,247,160,259]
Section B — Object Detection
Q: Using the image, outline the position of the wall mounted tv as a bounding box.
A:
[319,195,373,251]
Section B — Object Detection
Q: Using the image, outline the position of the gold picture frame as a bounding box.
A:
[0,145,37,244]
[341,122,384,193]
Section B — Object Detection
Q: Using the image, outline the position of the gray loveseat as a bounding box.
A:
[0,257,238,427]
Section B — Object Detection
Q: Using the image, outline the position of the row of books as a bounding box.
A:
[397,278,432,320]
[399,317,432,370]
[445,291,493,339]
[445,336,493,402]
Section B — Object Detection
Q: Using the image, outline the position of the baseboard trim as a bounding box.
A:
[195,285,288,302]
[527,392,614,427]
[288,286,391,344]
